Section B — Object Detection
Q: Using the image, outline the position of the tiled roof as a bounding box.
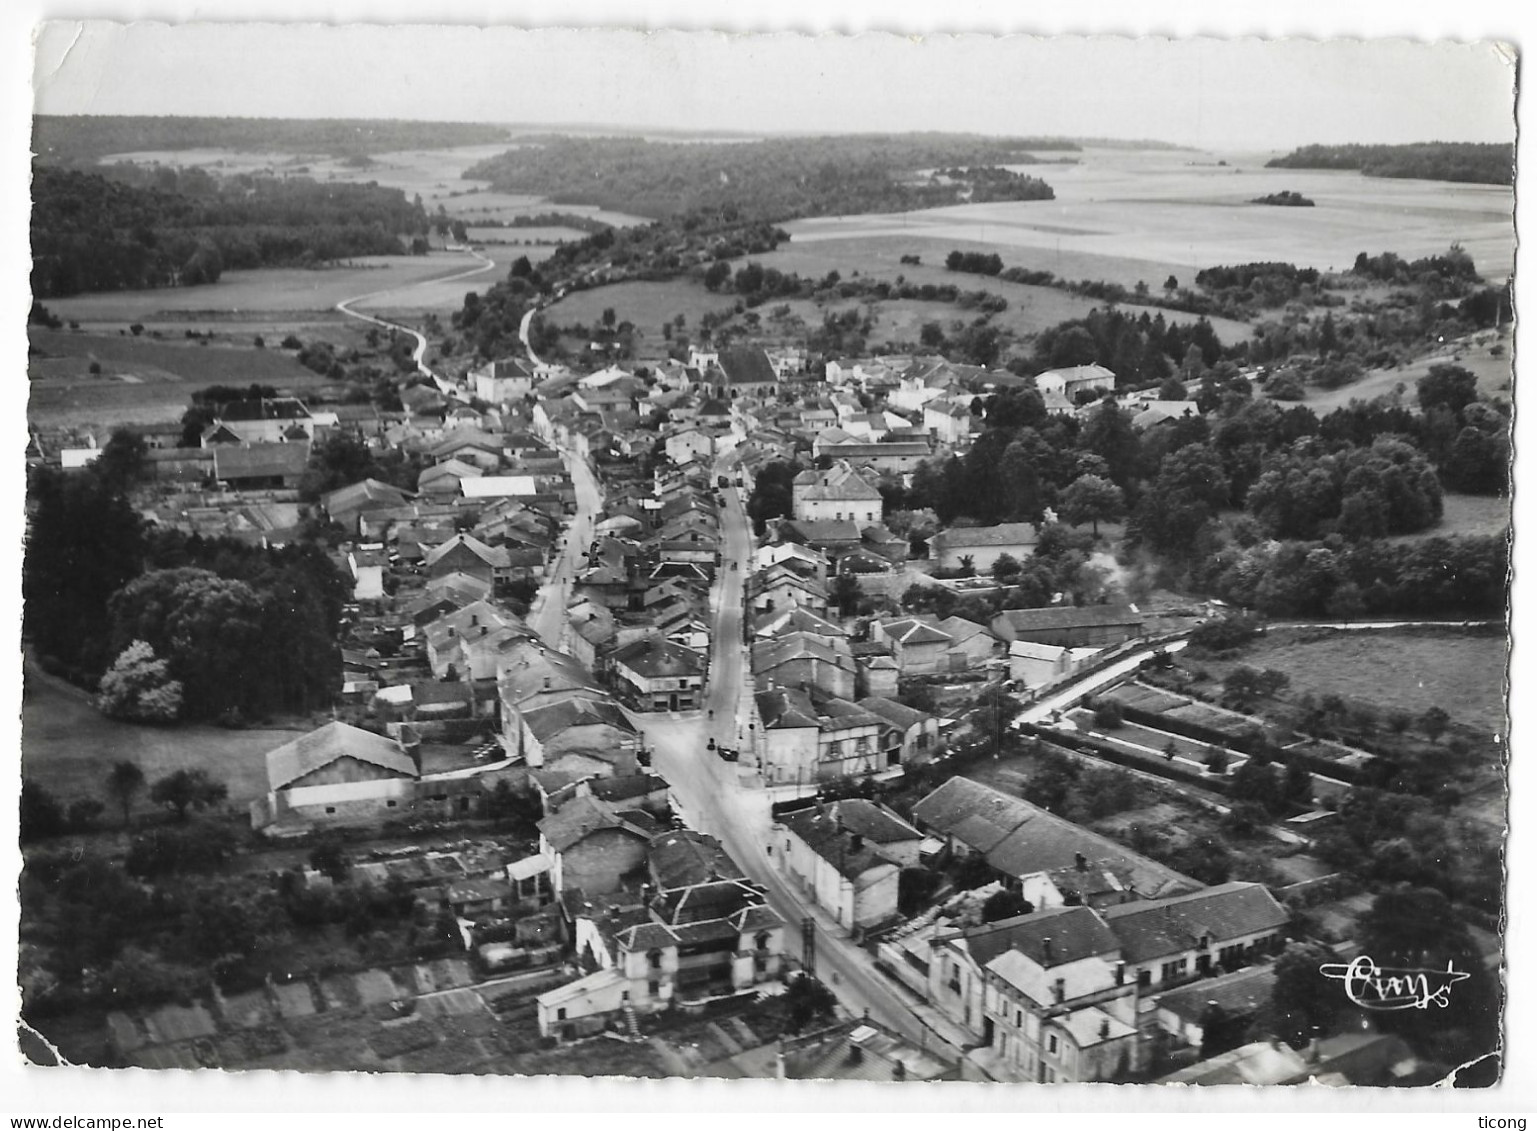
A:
[265,722,416,791]
[611,637,706,678]
[994,604,1144,631]
[879,617,954,647]
[856,696,933,731]
[913,777,1198,899]
[1155,964,1277,1024]
[966,906,1121,970]
[754,686,821,730]
[718,347,778,386]
[212,441,311,480]
[930,522,1041,550]
[537,794,651,852]
[647,829,745,890]
[522,694,637,742]
[1102,882,1289,964]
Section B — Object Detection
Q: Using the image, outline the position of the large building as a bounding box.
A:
[791,461,884,526]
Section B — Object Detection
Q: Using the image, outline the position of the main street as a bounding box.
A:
[526,448,602,649]
[632,450,970,1058]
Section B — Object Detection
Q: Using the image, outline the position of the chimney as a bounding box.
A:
[397,727,423,775]
[543,676,551,689]
[1098,1018,1110,1041]
[1042,937,1054,964]
[1114,962,1126,986]
[1052,977,1065,1004]
[1075,852,1087,872]
[849,833,864,853]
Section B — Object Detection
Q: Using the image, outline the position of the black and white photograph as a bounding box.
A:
[6,3,1527,1115]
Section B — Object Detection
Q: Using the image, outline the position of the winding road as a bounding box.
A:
[333,247,498,400]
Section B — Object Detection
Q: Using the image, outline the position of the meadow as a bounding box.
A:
[43,254,495,325]
[21,662,307,817]
[543,278,739,338]
[1384,491,1511,544]
[1226,629,1507,735]
[1298,326,1514,413]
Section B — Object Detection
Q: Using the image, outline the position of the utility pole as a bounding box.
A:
[801,915,816,975]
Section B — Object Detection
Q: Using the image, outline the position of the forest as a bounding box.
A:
[30,165,429,296]
[32,114,510,165]
[23,442,345,722]
[1265,142,1513,186]
[463,133,1068,220]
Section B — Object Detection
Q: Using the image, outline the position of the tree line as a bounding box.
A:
[1265,142,1514,186]
[463,133,1070,222]
[33,114,511,164]
[30,165,429,297]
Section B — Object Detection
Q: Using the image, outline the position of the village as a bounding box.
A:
[22,318,1496,1087]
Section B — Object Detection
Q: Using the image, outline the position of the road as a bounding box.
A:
[1015,638,1189,726]
[334,248,497,400]
[526,445,603,649]
[630,451,969,1058]
[518,305,542,368]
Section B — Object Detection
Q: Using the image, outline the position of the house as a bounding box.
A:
[990,604,1145,649]
[856,696,940,768]
[753,604,846,642]
[934,616,1002,669]
[664,426,713,466]
[870,617,956,675]
[751,632,857,700]
[1008,640,1103,691]
[537,794,655,895]
[774,799,923,933]
[1152,965,1276,1057]
[430,431,505,470]
[516,693,643,777]
[912,777,1198,908]
[791,461,883,525]
[1130,400,1201,431]
[346,546,388,602]
[1101,882,1289,992]
[752,686,884,785]
[747,564,830,616]
[472,357,537,403]
[321,479,415,533]
[422,600,532,681]
[417,458,484,497]
[253,722,419,831]
[1034,364,1116,402]
[202,397,320,446]
[927,523,1041,574]
[976,907,1141,1083]
[424,533,513,587]
[459,475,543,502]
[1156,1030,1431,1087]
[211,442,311,489]
[924,399,976,446]
[608,637,707,712]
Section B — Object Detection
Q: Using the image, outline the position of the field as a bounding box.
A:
[1385,491,1511,544]
[544,278,739,338]
[27,327,344,429]
[1228,629,1508,735]
[43,254,498,326]
[21,662,309,816]
[784,147,1515,290]
[1298,326,1515,413]
[734,233,1252,343]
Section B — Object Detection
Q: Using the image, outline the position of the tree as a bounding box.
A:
[981,889,1035,923]
[1092,700,1124,729]
[94,428,149,491]
[1260,942,1342,1048]
[1203,746,1231,775]
[1060,474,1123,536]
[309,841,352,883]
[68,798,106,831]
[1418,706,1451,745]
[20,780,68,842]
[990,553,1022,581]
[1164,275,1179,292]
[784,974,838,1033]
[1416,364,1479,417]
[149,768,228,821]
[703,260,731,291]
[958,554,976,577]
[830,571,862,617]
[105,760,146,827]
[96,640,184,722]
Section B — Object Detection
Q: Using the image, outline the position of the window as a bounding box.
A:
[621,990,630,1003]
[755,932,771,952]
[1160,958,1188,983]
[1015,1009,1023,1028]
[648,979,660,996]
[325,807,336,814]
[557,1008,567,1021]
[1047,1033,1059,1056]
[385,800,397,808]
[648,949,663,970]
[1137,970,1151,989]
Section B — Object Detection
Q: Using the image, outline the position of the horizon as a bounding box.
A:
[31,25,1517,153]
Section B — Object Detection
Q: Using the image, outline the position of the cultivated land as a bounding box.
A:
[43,255,496,325]
[1219,628,1507,735]
[545,278,740,336]
[731,233,1252,343]
[21,662,306,816]
[785,148,1515,289]
[27,327,344,429]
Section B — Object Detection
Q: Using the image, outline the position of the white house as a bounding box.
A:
[774,799,922,932]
